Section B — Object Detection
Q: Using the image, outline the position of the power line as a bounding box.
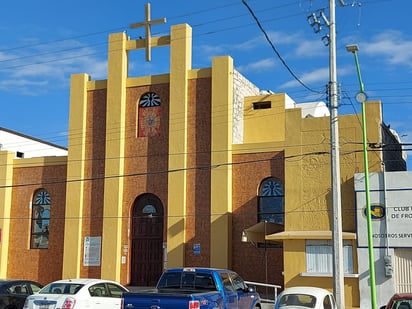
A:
[0,149,332,189]
[1,1,411,164]
[0,2,300,63]
[241,0,324,94]
[2,143,407,188]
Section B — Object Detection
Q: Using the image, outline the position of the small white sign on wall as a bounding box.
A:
[83,236,102,266]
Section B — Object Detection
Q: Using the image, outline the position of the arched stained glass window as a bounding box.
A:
[258,178,284,225]
[138,92,161,137]
[30,189,50,249]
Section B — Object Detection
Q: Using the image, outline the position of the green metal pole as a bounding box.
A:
[352,51,377,309]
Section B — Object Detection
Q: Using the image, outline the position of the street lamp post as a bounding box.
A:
[346,44,377,309]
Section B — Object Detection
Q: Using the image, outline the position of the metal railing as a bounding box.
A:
[245,280,281,308]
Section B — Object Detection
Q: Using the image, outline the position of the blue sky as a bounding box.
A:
[1,0,411,168]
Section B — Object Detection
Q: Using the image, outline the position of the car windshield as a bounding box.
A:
[40,283,83,295]
[278,293,316,308]
[393,300,412,309]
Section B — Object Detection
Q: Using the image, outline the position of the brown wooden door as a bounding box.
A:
[130,194,164,286]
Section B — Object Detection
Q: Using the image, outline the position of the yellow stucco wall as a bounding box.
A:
[282,101,382,308]
[100,32,128,281]
[243,94,287,144]
[242,94,383,308]
[0,151,14,277]
[167,24,192,267]
[210,56,234,269]
[283,101,383,234]
[62,73,89,278]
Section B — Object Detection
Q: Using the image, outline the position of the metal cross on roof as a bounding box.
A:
[130,3,167,61]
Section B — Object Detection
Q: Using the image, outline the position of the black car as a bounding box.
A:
[0,280,43,309]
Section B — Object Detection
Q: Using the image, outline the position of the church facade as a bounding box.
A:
[0,18,407,308]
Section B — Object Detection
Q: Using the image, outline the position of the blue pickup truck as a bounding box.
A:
[121,267,262,309]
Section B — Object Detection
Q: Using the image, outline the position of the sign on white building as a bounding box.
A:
[355,171,412,248]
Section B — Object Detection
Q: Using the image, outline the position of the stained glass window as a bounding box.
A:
[30,189,50,249]
[138,92,161,137]
[258,178,284,225]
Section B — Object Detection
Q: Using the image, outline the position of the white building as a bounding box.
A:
[355,171,412,308]
[0,127,67,158]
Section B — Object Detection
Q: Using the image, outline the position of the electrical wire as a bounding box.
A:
[0,0,410,168]
[241,0,324,94]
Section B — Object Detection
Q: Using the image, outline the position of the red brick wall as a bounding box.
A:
[122,84,170,283]
[9,163,67,285]
[78,88,107,279]
[185,78,212,267]
[232,151,285,287]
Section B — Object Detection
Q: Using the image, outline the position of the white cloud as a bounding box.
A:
[266,30,303,46]
[0,39,107,94]
[279,67,329,89]
[196,44,226,60]
[295,39,328,57]
[236,58,276,73]
[197,30,309,61]
[278,64,353,90]
[0,79,47,87]
[232,36,263,51]
[361,30,412,68]
[0,78,49,95]
[265,30,328,58]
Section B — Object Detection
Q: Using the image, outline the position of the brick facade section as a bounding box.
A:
[184,78,212,267]
[79,88,107,279]
[232,151,285,287]
[9,164,67,285]
[123,84,170,283]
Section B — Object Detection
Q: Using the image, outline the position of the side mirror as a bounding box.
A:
[247,285,256,293]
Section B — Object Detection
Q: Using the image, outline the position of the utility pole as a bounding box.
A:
[307,1,345,306]
[308,1,348,307]
[329,0,345,308]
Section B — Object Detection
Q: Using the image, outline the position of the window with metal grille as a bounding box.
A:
[306,240,353,274]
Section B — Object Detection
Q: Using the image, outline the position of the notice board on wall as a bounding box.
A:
[83,236,101,266]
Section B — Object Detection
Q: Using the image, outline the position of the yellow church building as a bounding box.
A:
[0,11,406,309]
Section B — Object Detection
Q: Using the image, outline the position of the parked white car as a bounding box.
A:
[23,278,129,309]
[274,286,337,309]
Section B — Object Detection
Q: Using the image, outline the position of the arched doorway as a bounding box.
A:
[130,193,164,286]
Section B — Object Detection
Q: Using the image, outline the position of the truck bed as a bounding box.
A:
[122,289,222,309]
